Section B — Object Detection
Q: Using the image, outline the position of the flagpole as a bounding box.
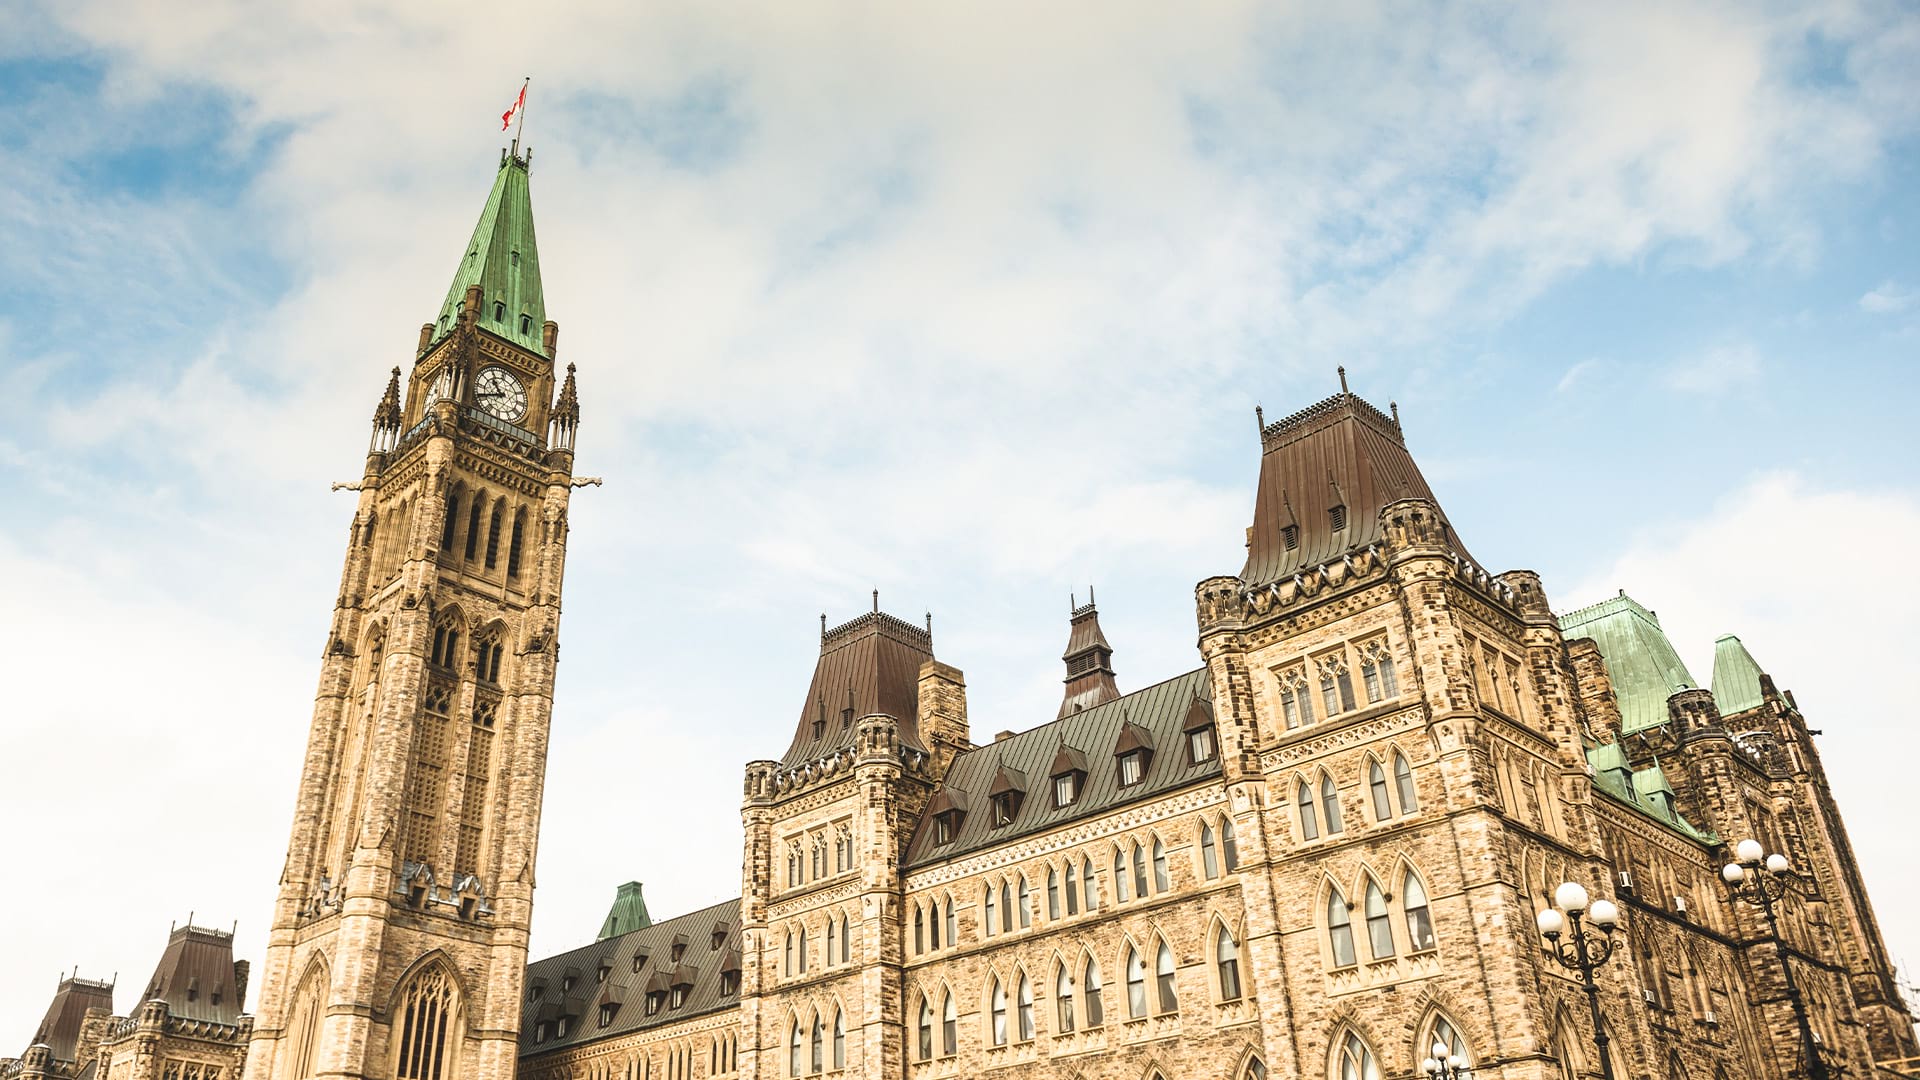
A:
[513,77,530,158]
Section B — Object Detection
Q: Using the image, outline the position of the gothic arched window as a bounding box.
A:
[988,976,1007,1047]
[1395,751,1418,813]
[1083,953,1104,1026]
[1321,773,1344,835]
[1298,781,1320,841]
[1154,940,1177,1013]
[832,1010,844,1070]
[1365,877,1395,959]
[1424,1013,1469,1066]
[916,996,933,1061]
[1151,837,1170,893]
[1047,866,1061,920]
[941,991,957,1056]
[1328,888,1357,968]
[393,964,460,1080]
[1334,1031,1382,1080]
[1016,973,1034,1042]
[1124,943,1147,1018]
[1217,924,1242,1001]
[1370,759,1392,821]
[1405,871,1435,952]
[1054,961,1075,1033]
[1222,816,1239,870]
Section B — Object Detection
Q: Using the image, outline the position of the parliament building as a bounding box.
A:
[7,149,1916,1080]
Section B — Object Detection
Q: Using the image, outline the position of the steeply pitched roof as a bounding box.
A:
[1585,745,1718,845]
[435,149,546,353]
[1058,596,1120,719]
[28,977,114,1061]
[1710,634,1767,716]
[1558,592,1697,735]
[597,881,652,941]
[905,668,1216,868]
[1242,389,1469,585]
[780,609,935,768]
[520,899,740,1057]
[137,925,244,1025]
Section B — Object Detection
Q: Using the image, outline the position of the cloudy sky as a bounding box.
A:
[3,0,1918,1034]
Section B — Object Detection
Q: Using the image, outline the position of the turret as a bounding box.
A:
[1058,590,1120,718]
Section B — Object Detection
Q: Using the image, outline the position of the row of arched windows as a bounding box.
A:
[440,483,529,580]
[786,1006,846,1076]
[1326,868,1435,967]
[1297,749,1420,842]
[910,925,1249,1060]
[782,913,852,977]
[1276,636,1405,733]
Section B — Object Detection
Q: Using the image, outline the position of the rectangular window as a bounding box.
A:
[1187,726,1216,764]
[1054,774,1077,807]
[1119,753,1143,787]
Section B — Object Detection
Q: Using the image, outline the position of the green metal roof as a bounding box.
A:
[435,150,546,353]
[597,881,652,940]
[1585,745,1718,845]
[1710,634,1766,716]
[1559,592,1697,734]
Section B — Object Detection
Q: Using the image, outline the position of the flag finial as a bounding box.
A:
[503,77,531,159]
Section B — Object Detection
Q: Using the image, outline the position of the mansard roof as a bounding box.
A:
[1710,634,1768,716]
[27,976,114,1062]
[435,149,547,353]
[1558,591,1698,735]
[520,898,741,1057]
[1242,386,1470,585]
[780,607,935,768]
[137,924,245,1025]
[904,668,1216,868]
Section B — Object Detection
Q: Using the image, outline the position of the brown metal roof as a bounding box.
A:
[905,667,1217,868]
[137,925,244,1025]
[780,609,935,768]
[28,977,115,1061]
[519,899,740,1057]
[1241,390,1471,585]
[1057,597,1120,719]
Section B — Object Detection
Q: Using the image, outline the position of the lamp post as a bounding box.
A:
[1723,838,1833,1080]
[1538,881,1622,1080]
[1422,1040,1472,1080]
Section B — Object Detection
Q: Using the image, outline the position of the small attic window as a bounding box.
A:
[597,964,610,984]
[519,313,533,335]
[1118,749,1148,787]
[671,941,688,964]
[511,250,521,267]
[598,1003,617,1028]
[632,953,648,973]
[990,791,1021,827]
[812,718,827,740]
[1329,505,1347,531]
[493,301,507,322]
[1283,524,1300,550]
[933,809,963,845]
[561,975,577,993]
[1053,772,1081,808]
[720,970,740,995]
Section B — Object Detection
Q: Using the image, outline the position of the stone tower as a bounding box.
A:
[243,146,583,1080]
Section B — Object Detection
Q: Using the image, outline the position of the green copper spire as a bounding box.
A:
[436,149,547,353]
[598,881,652,940]
[1558,591,1697,734]
[1710,634,1767,715]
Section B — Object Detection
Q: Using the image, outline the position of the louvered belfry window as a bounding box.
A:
[395,967,458,1080]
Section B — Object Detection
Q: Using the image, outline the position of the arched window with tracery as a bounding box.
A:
[393,963,460,1080]
[1424,1013,1470,1067]
[1333,1031,1381,1080]
[281,961,326,1080]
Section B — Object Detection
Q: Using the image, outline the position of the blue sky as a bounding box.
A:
[2,0,1917,1035]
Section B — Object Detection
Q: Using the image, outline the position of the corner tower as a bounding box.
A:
[245,147,585,1080]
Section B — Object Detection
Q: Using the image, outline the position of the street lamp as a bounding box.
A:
[1537,880,1622,1080]
[1723,839,1833,1080]
[1422,1040,1471,1080]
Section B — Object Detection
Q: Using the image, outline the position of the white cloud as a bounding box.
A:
[1663,343,1763,393]
[1561,472,1920,977]
[1859,280,1914,313]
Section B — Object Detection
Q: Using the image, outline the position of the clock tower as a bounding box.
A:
[244,145,583,1080]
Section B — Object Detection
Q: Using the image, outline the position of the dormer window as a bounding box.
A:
[519,313,533,335]
[561,975,577,993]
[598,1003,617,1028]
[1182,694,1217,765]
[671,938,688,964]
[1049,742,1089,809]
[720,969,740,995]
[646,991,665,1016]
[1329,505,1347,531]
[1114,719,1155,788]
[511,251,521,267]
[933,809,962,845]
[597,964,610,984]
[928,789,967,845]
[1282,524,1300,550]
[529,980,547,1002]
[987,763,1027,828]
[632,953,648,973]
[671,986,688,1008]
[812,717,826,740]
[492,301,507,322]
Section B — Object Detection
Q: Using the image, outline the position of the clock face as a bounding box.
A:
[475,366,528,422]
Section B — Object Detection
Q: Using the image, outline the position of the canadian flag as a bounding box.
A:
[502,82,527,131]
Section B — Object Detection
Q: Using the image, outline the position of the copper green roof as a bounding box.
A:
[1585,745,1718,844]
[1710,634,1767,716]
[598,881,652,940]
[435,150,546,353]
[1559,592,1696,734]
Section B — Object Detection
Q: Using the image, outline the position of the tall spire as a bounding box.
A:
[1058,591,1120,719]
[434,151,546,353]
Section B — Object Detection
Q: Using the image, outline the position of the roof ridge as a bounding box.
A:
[1259,391,1402,452]
[1556,590,1659,628]
[821,609,932,651]
[953,666,1207,765]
